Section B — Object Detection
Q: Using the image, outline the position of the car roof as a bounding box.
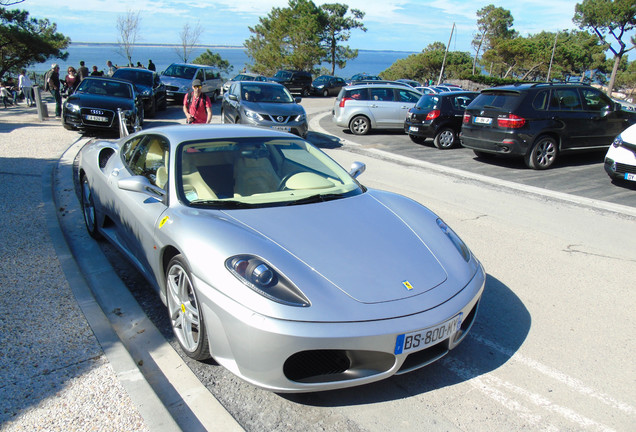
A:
[237,81,286,89]
[114,67,153,74]
[345,83,421,91]
[167,63,217,69]
[81,76,134,86]
[128,124,296,146]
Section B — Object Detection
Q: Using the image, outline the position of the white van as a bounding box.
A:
[160,63,223,103]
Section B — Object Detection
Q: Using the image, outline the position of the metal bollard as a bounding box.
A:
[117,108,129,137]
[33,85,48,120]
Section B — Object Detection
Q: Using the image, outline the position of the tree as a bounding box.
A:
[192,50,233,77]
[0,8,69,79]
[320,3,365,75]
[380,43,471,83]
[472,5,516,75]
[175,21,203,63]
[245,0,327,75]
[574,0,636,96]
[117,9,141,66]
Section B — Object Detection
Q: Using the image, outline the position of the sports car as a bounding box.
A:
[77,124,485,392]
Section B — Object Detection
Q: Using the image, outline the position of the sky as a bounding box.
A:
[16,0,636,59]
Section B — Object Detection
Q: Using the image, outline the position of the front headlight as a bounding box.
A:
[437,218,471,262]
[142,89,152,97]
[179,85,190,92]
[243,108,263,121]
[295,114,306,122]
[612,134,623,148]
[226,255,310,307]
[65,103,81,113]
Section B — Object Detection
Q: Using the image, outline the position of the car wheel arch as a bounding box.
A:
[160,245,182,305]
[525,133,560,169]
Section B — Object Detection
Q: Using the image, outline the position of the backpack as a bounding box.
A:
[185,91,209,111]
[44,70,52,91]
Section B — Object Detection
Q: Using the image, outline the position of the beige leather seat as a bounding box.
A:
[234,156,279,196]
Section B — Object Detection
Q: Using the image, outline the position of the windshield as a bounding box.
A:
[416,95,439,110]
[163,64,197,79]
[113,69,153,86]
[178,137,361,208]
[76,79,132,99]
[313,76,330,84]
[241,84,294,103]
[274,71,292,80]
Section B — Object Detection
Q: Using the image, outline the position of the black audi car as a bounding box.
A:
[405,91,478,149]
[112,67,166,117]
[62,76,144,135]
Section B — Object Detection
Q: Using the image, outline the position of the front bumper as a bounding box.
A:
[242,116,308,138]
[195,263,485,392]
[604,145,636,181]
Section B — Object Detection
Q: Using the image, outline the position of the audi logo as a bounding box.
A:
[90,109,104,115]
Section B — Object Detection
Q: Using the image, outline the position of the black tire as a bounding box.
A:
[165,254,210,361]
[350,115,370,135]
[147,98,156,118]
[80,175,101,240]
[302,87,310,97]
[409,134,426,144]
[322,89,329,97]
[525,135,558,170]
[433,127,456,149]
[159,93,168,111]
[221,109,226,124]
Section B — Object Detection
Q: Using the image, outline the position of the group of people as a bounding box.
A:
[1,70,35,108]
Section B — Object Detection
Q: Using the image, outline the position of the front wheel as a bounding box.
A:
[302,87,310,97]
[525,135,558,169]
[166,255,210,361]
[80,175,101,240]
[350,115,370,135]
[433,127,456,149]
[221,109,226,124]
[322,89,329,97]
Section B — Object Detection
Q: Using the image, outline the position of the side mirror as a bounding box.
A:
[118,175,165,200]
[294,97,302,104]
[228,94,238,101]
[349,161,366,179]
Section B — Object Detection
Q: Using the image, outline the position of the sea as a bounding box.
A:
[33,43,417,79]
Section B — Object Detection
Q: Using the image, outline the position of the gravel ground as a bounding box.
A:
[0,100,148,431]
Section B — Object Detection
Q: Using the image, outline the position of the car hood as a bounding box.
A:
[66,93,134,110]
[160,76,191,88]
[242,101,304,115]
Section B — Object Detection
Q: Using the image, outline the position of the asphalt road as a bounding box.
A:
[86,97,635,431]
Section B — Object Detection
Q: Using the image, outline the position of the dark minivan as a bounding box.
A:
[405,91,478,149]
[460,83,636,169]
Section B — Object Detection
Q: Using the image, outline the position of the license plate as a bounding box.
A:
[272,126,291,132]
[625,173,636,181]
[474,116,492,125]
[85,115,108,122]
[394,313,463,355]
[409,126,419,132]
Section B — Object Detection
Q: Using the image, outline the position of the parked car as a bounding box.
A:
[460,83,636,169]
[333,84,422,135]
[346,74,381,85]
[160,63,223,103]
[62,76,143,134]
[221,81,308,137]
[405,91,479,149]
[604,123,636,183]
[311,75,346,97]
[222,73,268,94]
[269,70,313,96]
[112,67,167,117]
[395,79,421,88]
[76,124,485,392]
[415,86,442,95]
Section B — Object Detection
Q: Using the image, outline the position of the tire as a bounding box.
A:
[210,91,217,103]
[80,175,101,240]
[159,93,167,111]
[147,98,156,118]
[409,134,425,144]
[221,109,226,124]
[323,89,329,97]
[166,255,210,361]
[525,135,558,170]
[350,115,370,135]
[433,127,456,149]
[302,87,310,97]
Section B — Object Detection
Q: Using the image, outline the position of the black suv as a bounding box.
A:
[405,91,478,149]
[270,70,313,96]
[460,83,636,169]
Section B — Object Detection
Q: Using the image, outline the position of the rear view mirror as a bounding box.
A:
[349,161,366,179]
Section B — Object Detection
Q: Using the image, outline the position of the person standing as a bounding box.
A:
[1,83,12,108]
[183,79,212,124]
[65,66,79,95]
[147,59,156,71]
[106,60,116,76]
[78,61,90,81]
[90,66,103,76]
[18,69,33,106]
[47,64,62,117]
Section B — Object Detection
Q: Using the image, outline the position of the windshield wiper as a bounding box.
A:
[190,200,256,208]
[285,193,343,206]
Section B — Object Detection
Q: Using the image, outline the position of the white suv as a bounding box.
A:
[332,84,421,135]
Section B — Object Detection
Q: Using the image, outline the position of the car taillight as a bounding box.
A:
[463,113,470,124]
[497,114,526,128]
[426,110,440,120]
[339,97,351,108]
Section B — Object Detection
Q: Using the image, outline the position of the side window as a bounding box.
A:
[206,69,219,80]
[550,88,583,111]
[370,88,394,101]
[397,89,420,103]
[580,88,611,112]
[532,90,549,111]
[346,88,368,100]
[125,135,170,187]
[453,95,473,110]
[230,83,240,97]
[121,135,145,166]
[195,69,204,81]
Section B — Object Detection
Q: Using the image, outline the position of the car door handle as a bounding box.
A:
[369,104,378,108]
[111,168,120,177]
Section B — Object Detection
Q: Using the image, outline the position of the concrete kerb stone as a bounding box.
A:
[52,139,244,431]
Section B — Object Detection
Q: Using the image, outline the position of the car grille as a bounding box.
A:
[166,85,179,92]
[262,114,294,123]
[607,161,636,174]
[80,107,115,128]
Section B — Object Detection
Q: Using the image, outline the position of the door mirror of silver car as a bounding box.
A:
[118,175,165,201]
[295,97,302,104]
[228,94,238,101]
[349,161,366,179]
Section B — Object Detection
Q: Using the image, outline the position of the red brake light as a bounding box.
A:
[497,113,526,128]
[463,113,470,124]
[339,97,351,108]
[426,110,440,120]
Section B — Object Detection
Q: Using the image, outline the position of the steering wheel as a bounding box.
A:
[277,172,297,191]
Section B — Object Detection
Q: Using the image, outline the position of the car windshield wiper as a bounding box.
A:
[285,193,343,206]
[190,200,256,208]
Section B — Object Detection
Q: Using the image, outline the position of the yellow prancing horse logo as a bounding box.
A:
[402,280,414,290]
